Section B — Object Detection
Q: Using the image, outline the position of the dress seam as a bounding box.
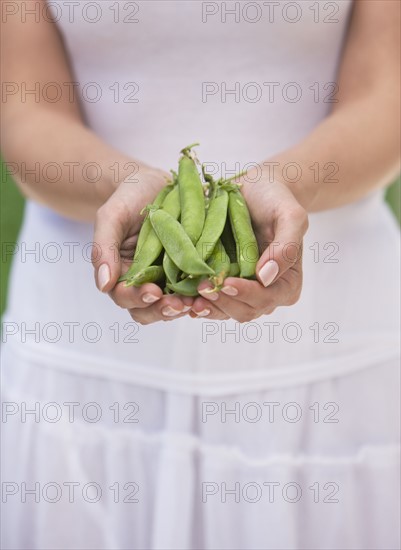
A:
[6,337,400,395]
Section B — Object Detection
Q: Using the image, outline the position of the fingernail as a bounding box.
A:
[142,293,160,304]
[259,260,279,287]
[199,288,219,301]
[97,264,110,292]
[196,308,210,317]
[221,285,238,296]
[182,305,192,313]
[162,306,182,317]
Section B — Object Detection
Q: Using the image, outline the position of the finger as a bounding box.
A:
[92,197,132,292]
[220,272,300,312]
[109,282,164,310]
[197,255,303,316]
[129,296,192,325]
[219,277,273,310]
[270,256,303,306]
[218,275,300,310]
[241,259,302,311]
[190,297,230,320]
[197,282,257,323]
[110,282,193,311]
[256,206,308,287]
[130,308,189,325]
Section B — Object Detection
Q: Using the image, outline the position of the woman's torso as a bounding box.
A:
[5,0,400,392]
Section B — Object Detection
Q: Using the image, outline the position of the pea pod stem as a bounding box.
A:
[202,165,217,200]
[169,170,178,184]
[222,170,247,183]
[201,168,245,199]
[180,143,200,155]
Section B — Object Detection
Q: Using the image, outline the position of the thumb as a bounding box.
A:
[256,206,308,287]
[92,200,128,292]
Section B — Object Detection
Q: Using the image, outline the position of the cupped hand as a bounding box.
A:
[92,167,193,325]
[190,174,310,322]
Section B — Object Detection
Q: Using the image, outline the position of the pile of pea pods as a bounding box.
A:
[119,144,260,296]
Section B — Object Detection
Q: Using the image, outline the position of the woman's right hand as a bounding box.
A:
[92,168,193,325]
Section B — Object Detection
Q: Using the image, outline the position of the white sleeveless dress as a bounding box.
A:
[2,2,400,549]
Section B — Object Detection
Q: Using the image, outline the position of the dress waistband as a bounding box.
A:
[7,336,400,396]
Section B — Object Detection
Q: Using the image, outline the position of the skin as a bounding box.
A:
[1,0,400,324]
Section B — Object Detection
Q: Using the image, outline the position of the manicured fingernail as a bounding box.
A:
[259,260,279,287]
[97,264,110,291]
[196,309,210,317]
[142,293,160,304]
[199,288,219,301]
[182,305,192,313]
[162,306,182,317]
[221,285,238,296]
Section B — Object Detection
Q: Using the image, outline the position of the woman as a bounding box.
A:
[1,1,400,548]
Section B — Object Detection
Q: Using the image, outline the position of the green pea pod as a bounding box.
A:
[161,184,181,219]
[228,262,240,277]
[178,148,205,244]
[148,208,214,276]
[119,185,181,283]
[196,189,228,262]
[119,185,172,283]
[135,185,172,255]
[220,218,237,264]
[124,265,164,287]
[167,276,205,297]
[171,240,230,296]
[228,190,259,278]
[208,239,230,289]
[163,251,180,284]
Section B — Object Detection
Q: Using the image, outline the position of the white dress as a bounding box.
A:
[1,1,400,549]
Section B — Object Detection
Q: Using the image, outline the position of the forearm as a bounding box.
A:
[269,90,400,212]
[264,0,400,212]
[1,0,165,222]
[2,107,149,221]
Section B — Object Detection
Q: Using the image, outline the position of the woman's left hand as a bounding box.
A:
[190,174,310,322]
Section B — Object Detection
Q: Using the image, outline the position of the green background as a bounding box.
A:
[1,160,400,315]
